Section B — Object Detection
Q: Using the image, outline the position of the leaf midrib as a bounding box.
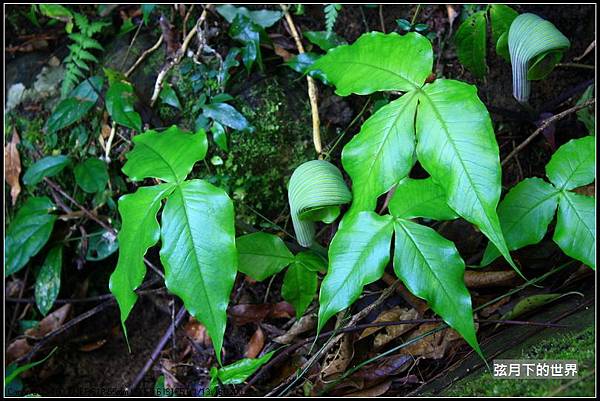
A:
[135,141,180,182]
[333,60,421,92]
[561,191,594,237]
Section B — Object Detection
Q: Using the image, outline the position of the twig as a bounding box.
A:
[182,4,196,39]
[149,5,213,107]
[379,5,386,33]
[501,99,595,167]
[125,35,164,78]
[128,306,187,394]
[104,123,117,162]
[411,4,422,26]
[556,62,595,70]
[280,4,323,158]
[573,39,595,61]
[120,19,144,71]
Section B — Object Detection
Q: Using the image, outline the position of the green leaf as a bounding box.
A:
[501,292,583,321]
[86,229,118,261]
[318,212,393,332]
[282,262,318,317]
[304,31,347,51]
[160,180,237,363]
[23,155,71,186]
[229,14,263,71]
[35,245,62,316]
[122,126,208,183]
[576,84,595,135]
[310,32,433,96]
[209,351,275,395]
[237,232,294,281]
[324,4,341,33]
[74,158,108,193]
[393,218,481,356]
[481,178,559,266]
[454,11,487,78]
[299,205,340,224]
[508,13,570,103]
[46,76,103,133]
[416,79,522,277]
[294,251,327,273]
[216,5,282,28]
[211,121,228,152]
[288,160,352,247]
[545,136,595,191]
[5,348,58,387]
[141,4,155,25]
[159,84,181,109]
[488,4,518,44]
[5,197,57,276]
[105,81,142,131]
[109,184,175,331]
[342,92,418,212]
[389,177,459,221]
[203,102,251,131]
[495,31,510,61]
[554,192,595,269]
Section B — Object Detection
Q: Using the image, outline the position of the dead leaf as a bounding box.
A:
[360,306,418,341]
[229,301,295,325]
[7,338,32,365]
[271,301,295,319]
[79,339,107,352]
[401,323,463,360]
[6,278,24,297]
[184,316,212,347]
[343,379,392,397]
[573,182,595,197]
[101,123,112,139]
[479,295,511,318]
[321,334,354,380]
[446,5,459,28]
[274,313,316,344]
[25,304,71,338]
[245,326,265,358]
[464,270,518,288]
[351,354,412,382]
[274,44,294,61]
[5,128,22,205]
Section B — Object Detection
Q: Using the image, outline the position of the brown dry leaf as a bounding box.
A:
[273,313,316,344]
[5,128,22,205]
[479,295,511,318]
[321,334,354,380]
[25,304,72,338]
[101,123,112,139]
[271,301,295,319]
[343,379,392,397]
[6,278,24,298]
[464,270,518,288]
[274,44,294,62]
[229,302,295,325]
[360,306,418,340]
[573,182,595,197]
[6,338,32,365]
[184,316,212,347]
[78,339,107,352]
[351,354,412,382]
[401,324,455,359]
[373,310,420,349]
[245,326,265,358]
[446,5,459,28]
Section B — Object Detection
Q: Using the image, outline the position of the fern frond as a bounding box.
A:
[324,4,342,33]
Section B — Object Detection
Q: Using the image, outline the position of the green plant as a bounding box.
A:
[508,13,570,104]
[324,4,342,34]
[302,31,533,357]
[481,136,595,269]
[454,4,519,78]
[61,12,110,97]
[108,126,236,363]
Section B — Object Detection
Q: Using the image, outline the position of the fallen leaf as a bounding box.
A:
[274,44,294,61]
[573,182,595,197]
[6,338,32,365]
[351,354,412,382]
[271,301,295,319]
[5,128,22,205]
[360,306,418,341]
[78,339,107,352]
[245,325,265,358]
[321,333,354,380]
[25,304,71,338]
[478,295,511,318]
[446,5,459,28]
[273,313,316,344]
[401,323,463,360]
[464,270,518,288]
[229,301,295,325]
[184,316,212,347]
[343,379,392,397]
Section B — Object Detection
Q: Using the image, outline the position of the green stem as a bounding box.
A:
[410,4,421,26]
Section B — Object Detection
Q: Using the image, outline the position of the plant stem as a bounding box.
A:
[411,4,422,26]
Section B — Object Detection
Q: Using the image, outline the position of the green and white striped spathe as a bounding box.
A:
[288,160,352,247]
[508,13,570,103]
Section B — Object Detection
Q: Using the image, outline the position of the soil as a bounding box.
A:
[5,4,595,397]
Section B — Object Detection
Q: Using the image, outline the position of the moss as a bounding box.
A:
[207,76,314,225]
[444,327,595,397]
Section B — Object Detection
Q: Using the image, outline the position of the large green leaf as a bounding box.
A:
[229,14,263,71]
[160,179,237,363]
[34,245,62,316]
[202,102,252,132]
[22,155,71,186]
[237,232,294,281]
[488,4,519,44]
[105,81,142,131]
[282,262,318,317]
[318,212,393,332]
[481,178,560,265]
[389,177,458,221]
[109,183,175,328]
[341,91,418,212]
[46,76,103,133]
[5,197,57,276]
[416,79,521,277]
[294,251,327,273]
[554,192,595,270]
[393,218,481,356]
[216,4,282,28]
[310,32,433,96]
[74,158,108,193]
[454,10,487,78]
[122,126,207,183]
[288,160,352,247]
[545,136,595,191]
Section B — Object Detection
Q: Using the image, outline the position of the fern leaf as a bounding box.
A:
[324,4,341,33]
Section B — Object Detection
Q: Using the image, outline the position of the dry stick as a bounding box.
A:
[128,305,187,394]
[149,5,213,106]
[501,99,595,167]
[556,62,595,70]
[125,35,164,78]
[379,5,386,32]
[182,4,196,39]
[573,39,595,61]
[280,4,323,158]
